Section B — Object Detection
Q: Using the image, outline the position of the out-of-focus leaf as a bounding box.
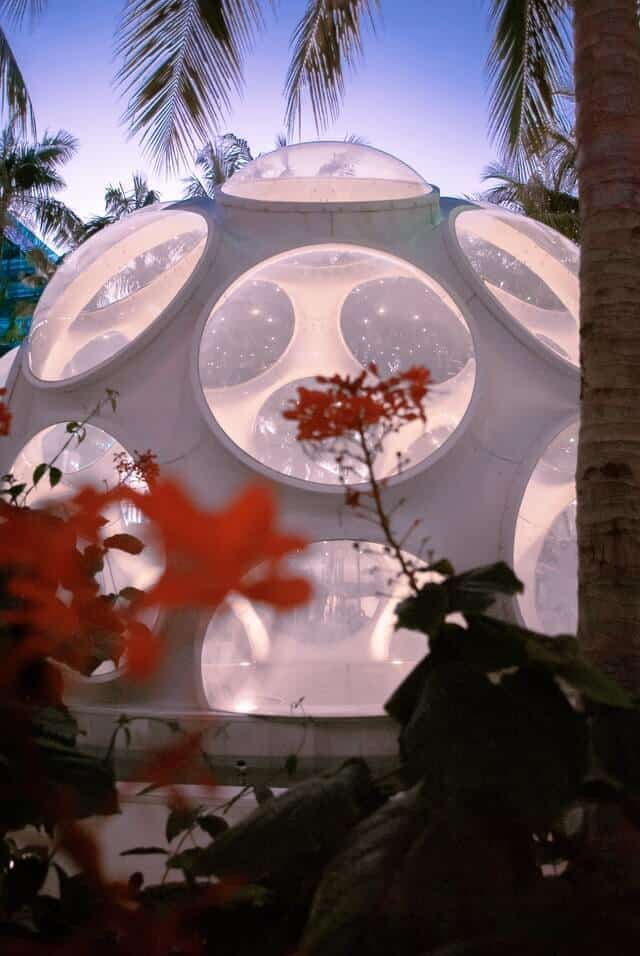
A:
[166,805,201,842]
[120,846,168,856]
[197,814,229,838]
[301,788,424,956]
[254,784,274,805]
[178,760,382,900]
[103,533,144,555]
[395,583,448,637]
[399,661,587,831]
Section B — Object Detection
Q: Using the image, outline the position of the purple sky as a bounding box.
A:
[6,0,495,221]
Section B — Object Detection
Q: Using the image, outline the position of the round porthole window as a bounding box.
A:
[513,421,577,634]
[453,207,579,365]
[198,245,476,487]
[201,540,428,717]
[10,423,164,676]
[28,206,208,382]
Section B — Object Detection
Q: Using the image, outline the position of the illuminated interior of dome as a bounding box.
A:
[514,421,577,634]
[201,540,428,717]
[454,207,579,365]
[221,142,431,203]
[10,423,163,675]
[28,207,208,382]
[199,245,475,486]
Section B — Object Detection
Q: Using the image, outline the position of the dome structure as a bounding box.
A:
[2,141,579,778]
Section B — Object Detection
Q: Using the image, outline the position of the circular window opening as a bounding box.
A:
[10,423,164,678]
[513,421,577,634]
[201,540,428,717]
[28,207,208,382]
[453,207,579,365]
[199,245,476,487]
[221,142,431,204]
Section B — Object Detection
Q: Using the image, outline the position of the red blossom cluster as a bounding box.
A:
[114,447,160,487]
[0,479,310,687]
[283,363,430,442]
[0,388,11,436]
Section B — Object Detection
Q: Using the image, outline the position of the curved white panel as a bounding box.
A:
[201,540,427,717]
[28,207,208,382]
[514,422,578,634]
[454,207,579,365]
[222,142,430,203]
[199,245,476,487]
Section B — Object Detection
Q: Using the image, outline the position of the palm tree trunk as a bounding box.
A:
[574,0,640,691]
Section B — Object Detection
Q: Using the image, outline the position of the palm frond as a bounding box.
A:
[182,172,210,199]
[487,0,571,158]
[116,0,268,172]
[28,196,84,247]
[343,132,367,144]
[0,26,34,134]
[0,1,48,25]
[284,0,382,137]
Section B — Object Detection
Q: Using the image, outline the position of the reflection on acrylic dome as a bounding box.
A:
[454,207,579,365]
[201,541,427,717]
[221,142,431,203]
[10,423,163,673]
[28,206,208,382]
[514,422,578,634]
[199,244,475,486]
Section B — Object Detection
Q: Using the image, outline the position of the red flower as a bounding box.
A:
[283,364,430,441]
[0,387,11,436]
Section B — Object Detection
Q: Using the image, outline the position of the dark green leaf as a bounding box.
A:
[166,805,201,843]
[385,654,432,725]
[555,660,632,709]
[8,482,26,499]
[120,846,168,856]
[197,814,229,839]
[179,760,382,896]
[103,533,144,555]
[424,558,455,577]
[48,466,62,487]
[254,784,274,805]
[119,586,145,602]
[395,582,448,637]
[32,462,47,485]
[444,561,523,615]
[66,421,79,433]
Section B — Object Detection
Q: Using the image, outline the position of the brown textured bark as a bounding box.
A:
[574,0,640,691]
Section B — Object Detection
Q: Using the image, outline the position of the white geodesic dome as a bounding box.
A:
[0,141,580,774]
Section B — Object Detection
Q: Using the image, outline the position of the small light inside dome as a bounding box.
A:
[236,698,258,713]
[250,307,261,316]
[238,661,252,667]
[391,659,405,666]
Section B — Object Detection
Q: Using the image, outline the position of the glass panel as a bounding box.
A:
[10,424,164,675]
[454,207,579,365]
[201,540,427,717]
[28,207,208,382]
[199,245,475,486]
[514,422,578,634]
[222,142,430,203]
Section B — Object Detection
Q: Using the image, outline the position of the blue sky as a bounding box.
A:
[6,0,496,220]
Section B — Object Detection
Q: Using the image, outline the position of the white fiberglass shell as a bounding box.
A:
[453,207,579,365]
[514,421,577,634]
[198,245,475,487]
[221,142,431,203]
[28,206,208,382]
[0,346,18,387]
[10,424,163,674]
[201,540,427,717]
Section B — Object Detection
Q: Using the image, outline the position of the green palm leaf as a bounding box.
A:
[487,0,572,158]
[284,0,382,138]
[0,26,34,133]
[116,0,269,173]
